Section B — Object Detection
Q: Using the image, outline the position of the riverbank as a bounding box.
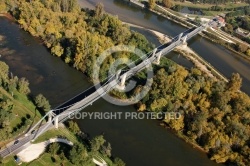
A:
[125,22,228,82]
[0,13,14,21]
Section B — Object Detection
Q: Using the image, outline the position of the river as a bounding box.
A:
[0,14,219,166]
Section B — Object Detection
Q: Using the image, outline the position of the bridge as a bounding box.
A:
[0,21,214,158]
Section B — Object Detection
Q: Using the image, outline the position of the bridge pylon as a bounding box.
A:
[48,111,56,122]
[116,69,121,81]
[116,70,127,90]
[54,116,59,129]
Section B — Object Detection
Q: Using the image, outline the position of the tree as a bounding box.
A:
[114,157,125,166]
[194,16,201,24]
[51,44,64,57]
[163,0,172,8]
[34,94,51,112]
[95,2,104,18]
[246,49,250,57]
[69,144,87,164]
[91,135,105,152]
[48,142,60,157]
[68,120,80,134]
[236,43,248,53]
[0,2,6,12]
[223,23,233,34]
[148,0,156,9]
[17,77,30,94]
[0,61,9,85]
[227,73,242,92]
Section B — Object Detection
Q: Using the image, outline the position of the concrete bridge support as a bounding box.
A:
[116,69,121,81]
[54,116,59,129]
[115,69,126,90]
[117,73,127,90]
[154,51,162,65]
[48,112,52,123]
[178,33,183,41]
[182,35,188,49]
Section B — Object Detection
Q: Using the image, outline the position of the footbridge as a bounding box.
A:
[0,21,214,158]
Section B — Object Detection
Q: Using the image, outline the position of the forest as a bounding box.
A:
[0,0,153,81]
[135,60,250,165]
[0,0,250,165]
[225,6,250,31]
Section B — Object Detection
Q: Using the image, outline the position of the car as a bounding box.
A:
[14,140,19,145]
[31,130,36,135]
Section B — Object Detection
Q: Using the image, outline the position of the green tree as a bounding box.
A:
[114,157,126,166]
[48,142,60,157]
[17,77,30,94]
[34,94,51,112]
[68,120,80,134]
[91,135,105,152]
[69,144,87,164]
[0,61,9,85]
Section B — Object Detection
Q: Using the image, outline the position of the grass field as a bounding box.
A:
[33,127,79,144]
[0,87,43,147]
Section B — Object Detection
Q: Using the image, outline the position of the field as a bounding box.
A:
[0,87,43,147]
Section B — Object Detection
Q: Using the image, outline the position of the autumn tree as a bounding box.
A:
[148,0,156,9]
[95,2,104,18]
[227,73,242,92]
[163,0,172,8]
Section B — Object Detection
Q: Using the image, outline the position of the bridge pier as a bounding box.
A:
[116,73,127,90]
[54,116,59,129]
[154,51,162,65]
[48,112,52,123]
[116,69,121,81]
[178,33,183,41]
[181,35,188,49]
